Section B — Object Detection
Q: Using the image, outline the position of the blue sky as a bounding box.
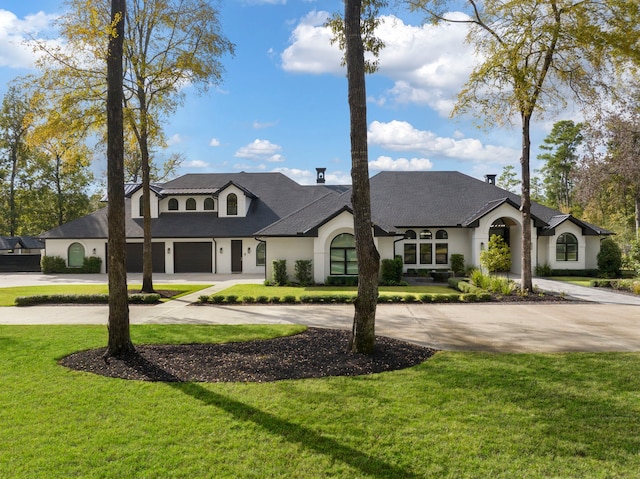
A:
[0,0,564,186]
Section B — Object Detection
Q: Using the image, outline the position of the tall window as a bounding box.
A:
[168,198,178,210]
[227,193,238,216]
[186,198,196,211]
[420,230,432,240]
[420,243,432,264]
[68,242,85,268]
[436,244,448,264]
[138,196,144,216]
[404,244,417,264]
[204,198,214,211]
[556,233,578,261]
[330,233,357,275]
[256,242,266,266]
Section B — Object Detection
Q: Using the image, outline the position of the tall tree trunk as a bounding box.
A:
[635,191,640,238]
[141,129,154,293]
[345,0,380,355]
[55,154,64,226]
[9,149,18,236]
[520,112,533,291]
[105,0,134,358]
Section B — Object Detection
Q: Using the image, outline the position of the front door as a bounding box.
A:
[231,240,243,273]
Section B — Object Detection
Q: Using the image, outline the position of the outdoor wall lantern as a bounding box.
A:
[220,247,223,254]
[167,247,171,254]
[480,242,485,250]
[92,248,96,255]
[247,247,251,254]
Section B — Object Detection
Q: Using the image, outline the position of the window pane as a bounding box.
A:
[168,198,178,210]
[556,244,566,261]
[256,243,266,266]
[436,230,448,239]
[567,244,578,261]
[420,230,432,240]
[68,243,85,268]
[332,233,355,248]
[331,263,344,275]
[420,243,432,264]
[139,196,144,216]
[346,248,357,262]
[405,230,416,239]
[330,250,344,262]
[227,194,237,215]
[204,198,214,211]
[346,262,359,275]
[404,244,417,264]
[435,243,448,264]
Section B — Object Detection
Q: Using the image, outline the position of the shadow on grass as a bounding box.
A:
[123,352,421,479]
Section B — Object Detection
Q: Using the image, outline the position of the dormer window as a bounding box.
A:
[168,198,178,211]
[139,196,144,216]
[204,198,214,211]
[186,198,196,211]
[227,193,238,216]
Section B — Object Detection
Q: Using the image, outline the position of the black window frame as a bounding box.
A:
[204,198,214,211]
[330,233,357,275]
[168,198,178,211]
[227,193,238,216]
[404,243,417,265]
[556,233,578,262]
[186,198,197,211]
[420,243,433,264]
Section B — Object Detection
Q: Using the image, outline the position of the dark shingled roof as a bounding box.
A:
[0,236,44,250]
[41,171,613,240]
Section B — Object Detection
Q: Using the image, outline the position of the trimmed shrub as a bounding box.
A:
[294,260,313,286]
[282,295,297,304]
[419,294,434,303]
[41,255,67,274]
[198,295,210,303]
[82,256,102,273]
[15,293,160,306]
[450,254,465,276]
[269,296,281,304]
[256,295,269,304]
[272,260,288,286]
[325,276,358,286]
[403,294,417,303]
[243,296,256,304]
[598,238,622,278]
[210,295,225,304]
[535,263,553,277]
[225,295,238,304]
[381,256,403,284]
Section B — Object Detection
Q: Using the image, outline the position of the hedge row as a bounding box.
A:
[590,279,640,295]
[41,255,102,274]
[198,292,492,305]
[15,293,161,306]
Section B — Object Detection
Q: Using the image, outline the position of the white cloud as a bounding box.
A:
[368,120,518,164]
[184,160,209,168]
[234,139,285,162]
[209,138,220,147]
[167,134,183,146]
[281,12,476,115]
[369,156,434,171]
[253,120,278,129]
[0,10,60,69]
[281,10,342,74]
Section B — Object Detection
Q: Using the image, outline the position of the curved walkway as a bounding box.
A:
[1,274,639,353]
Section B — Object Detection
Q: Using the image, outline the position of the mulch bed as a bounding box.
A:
[59,328,436,383]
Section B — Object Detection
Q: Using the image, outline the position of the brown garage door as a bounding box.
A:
[174,242,212,273]
[125,242,165,273]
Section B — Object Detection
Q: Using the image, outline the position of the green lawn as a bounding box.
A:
[214,283,453,299]
[1,324,639,478]
[0,284,212,307]
[547,276,595,287]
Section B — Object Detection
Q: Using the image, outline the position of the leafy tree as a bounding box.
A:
[538,120,583,212]
[480,234,511,273]
[0,84,34,236]
[408,0,640,292]
[497,165,518,193]
[106,0,134,358]
[344,0,381,354]
[36,0,234,293]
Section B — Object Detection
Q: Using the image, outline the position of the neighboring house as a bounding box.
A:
[40,170,610,281]
[0,236,45,272]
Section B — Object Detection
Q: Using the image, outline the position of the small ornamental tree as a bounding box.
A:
[597,238,622,278]
[480,235,511,274]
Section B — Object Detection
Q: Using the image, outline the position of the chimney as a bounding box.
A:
[485,174,497,185]
[316,167,326,184]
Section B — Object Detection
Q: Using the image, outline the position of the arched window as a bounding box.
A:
[204,198,214,211]
[556,233,578,261]
[227,193,238,215]
[256,242,266,266]
[436,230,448,239]
[405,230,416,239]
[168,198,178,211]
[138,196,144,216]
[68,242,85,268]
[420,230,432,240]
[330,233,357,275]
[186,198,196,211]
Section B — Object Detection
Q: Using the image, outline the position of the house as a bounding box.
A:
[40,170,610,282]
[0,236,45,272]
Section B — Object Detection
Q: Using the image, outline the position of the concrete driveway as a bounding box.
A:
[1,273,639,353]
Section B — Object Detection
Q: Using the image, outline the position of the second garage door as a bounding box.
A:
[174,242,212,273]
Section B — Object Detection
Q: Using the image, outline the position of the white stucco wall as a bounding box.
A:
[45,239,108,272]
[130,189,160,219]
[218,185,250,218]
[264,237,315,282]
[584,236,602,269]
